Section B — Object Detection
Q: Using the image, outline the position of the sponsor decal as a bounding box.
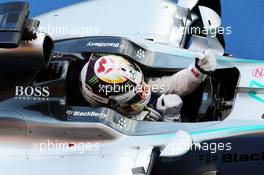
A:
[199,154,218,163]
[86,41,126,49]
[222,152,264,162]
[66,110,106,120]
[252,67,264,78]
[14,86,50,101]
[88,76,99,85]
[199,152,264,163]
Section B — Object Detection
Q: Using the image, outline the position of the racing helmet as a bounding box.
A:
[80,53,151,114]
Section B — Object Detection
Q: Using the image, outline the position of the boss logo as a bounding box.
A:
[15,86,50,100]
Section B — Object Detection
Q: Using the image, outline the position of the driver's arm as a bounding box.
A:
[148,68,203,96]
[147,50,217,96]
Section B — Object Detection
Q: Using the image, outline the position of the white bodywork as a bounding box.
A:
[36,0,221,51]
[0,110,192,175]
[37,0,186,45]
[1,0,264,175]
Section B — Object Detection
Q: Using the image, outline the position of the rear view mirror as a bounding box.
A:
[199,6,222,37]
[0,1,29,48]
[160,130,192,157]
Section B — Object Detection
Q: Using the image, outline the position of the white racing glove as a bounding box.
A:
[191,49,217,78]
[156,94,183,122]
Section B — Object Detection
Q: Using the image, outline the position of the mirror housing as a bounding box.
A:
[160,130,192,157]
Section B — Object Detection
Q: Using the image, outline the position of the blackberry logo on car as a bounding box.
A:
[199,152,264,163]
[199,154,218,163]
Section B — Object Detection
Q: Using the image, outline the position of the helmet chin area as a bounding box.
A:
[116,82,151,115]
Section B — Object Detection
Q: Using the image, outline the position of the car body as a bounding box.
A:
[0,1,264,175]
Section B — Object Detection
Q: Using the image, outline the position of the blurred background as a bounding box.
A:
[1,0,264,60]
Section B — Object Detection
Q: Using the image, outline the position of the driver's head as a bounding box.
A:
[80,53,151,114]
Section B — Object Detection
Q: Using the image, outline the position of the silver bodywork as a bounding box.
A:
[1,0,264,175]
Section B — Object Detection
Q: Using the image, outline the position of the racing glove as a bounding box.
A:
[156,94,182,122]
[191,49,217,78]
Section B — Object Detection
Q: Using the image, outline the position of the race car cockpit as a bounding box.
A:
[0,1,240,124]
[32,36,239,123]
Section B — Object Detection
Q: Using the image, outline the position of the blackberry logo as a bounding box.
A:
[199,154,218,163]
[199,152,264,163]
[222,152,264,163]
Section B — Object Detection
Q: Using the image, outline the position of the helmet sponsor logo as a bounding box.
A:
[94,56,132,84]
[88,76,99,85]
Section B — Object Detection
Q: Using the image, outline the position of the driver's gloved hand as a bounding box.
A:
[191,49,217,78]
[156,94,182,122]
